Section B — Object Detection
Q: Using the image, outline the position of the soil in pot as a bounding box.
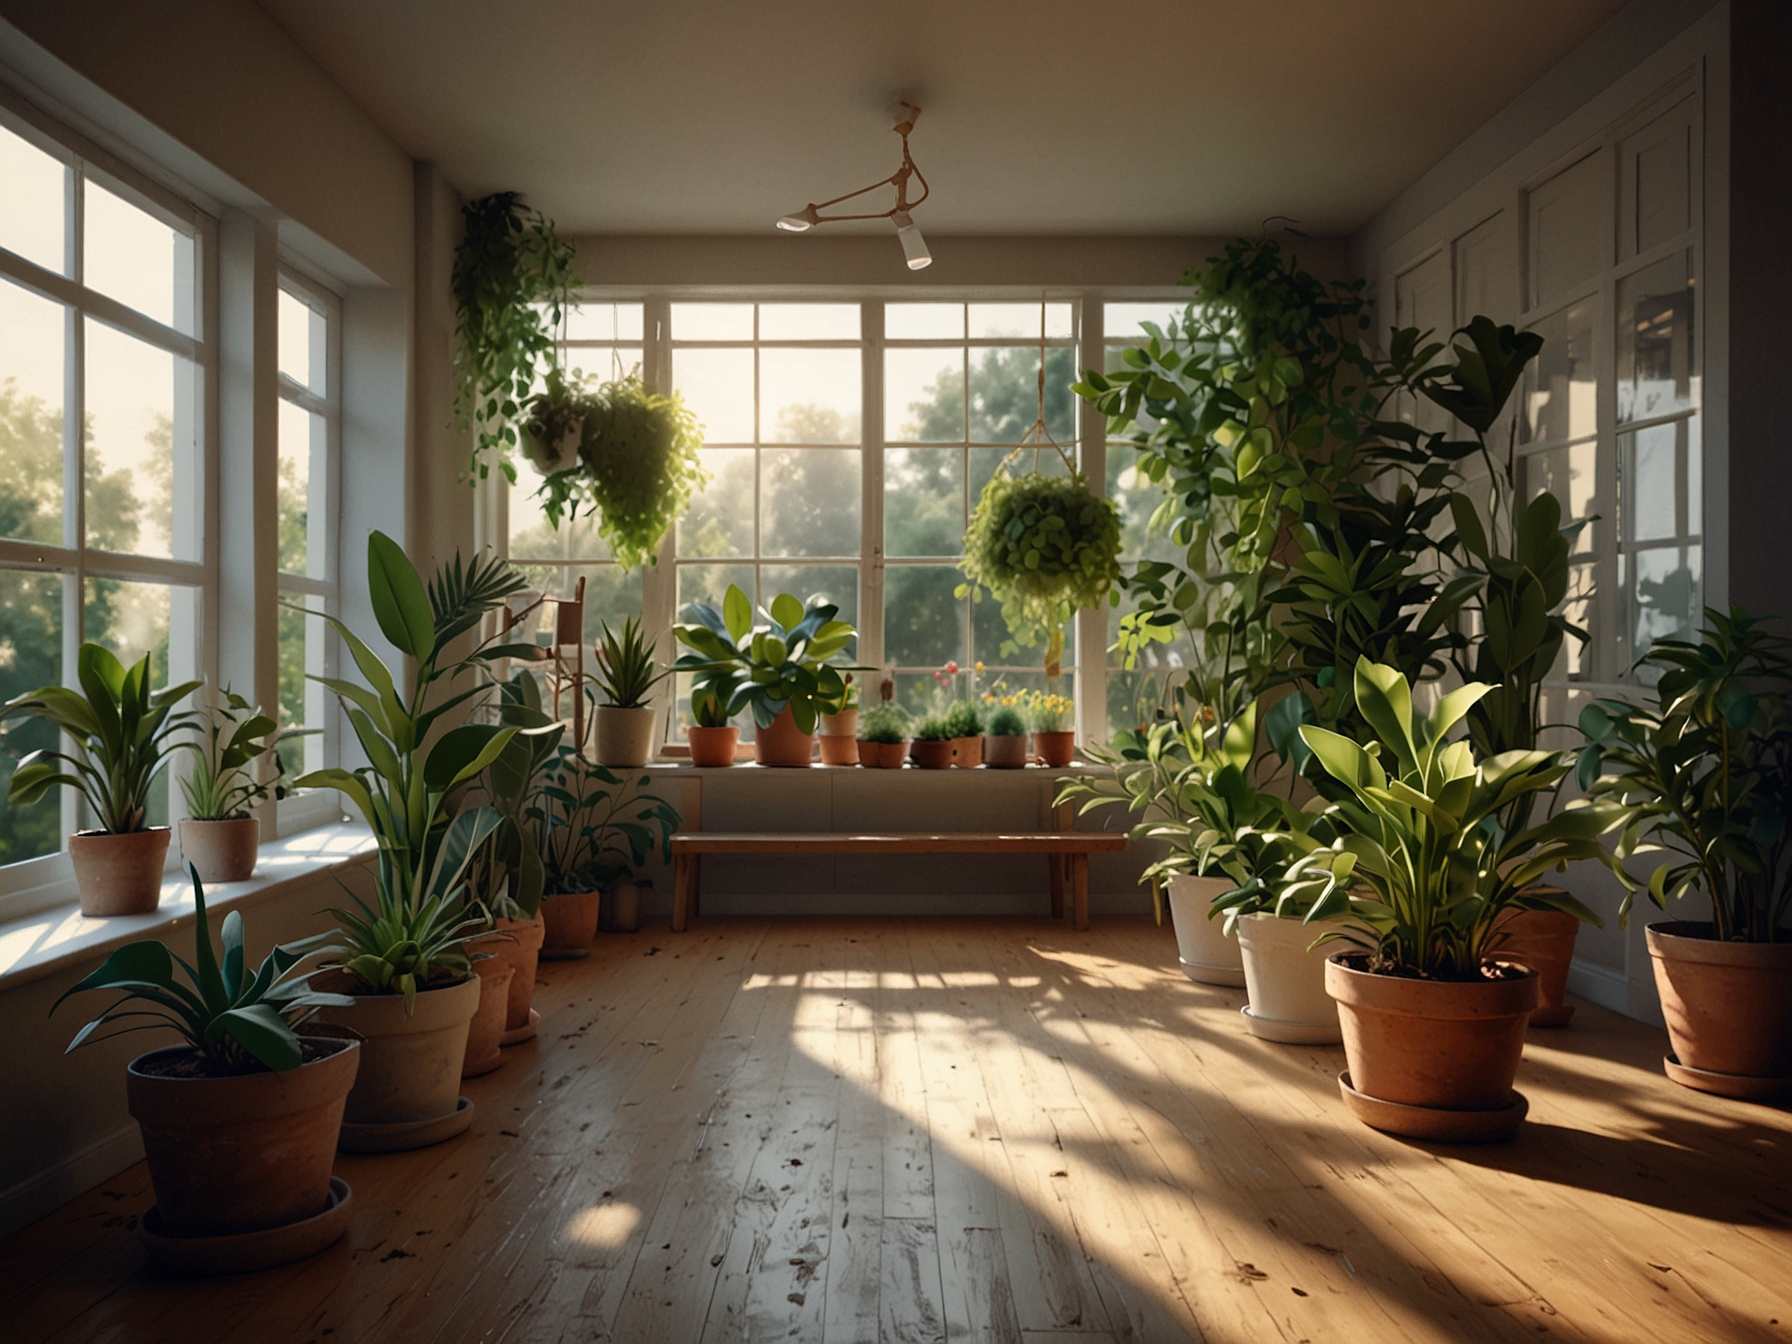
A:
[69,827,171,917]
[595,705,655,768]
[983,735,1029,769]
[1325,954,1538,1119]
[1166,875,1245,987]
[1492,910,1581,1027]
[910,739,954,769]
[951,737,983,768]
[467,916,545,1034]
[1033,730,1075,767]
[463,956,515,1078]
[754,707,814,767]
[313,972,480,1129]
[687,725,739,767]
[858,739,908,768]
[818,733,859,766]
[1237,913,1341,1043]
[178,817,261,884]
[1647,921,1792,1090]
[541,888,602,959]
[126,1036,359,1237]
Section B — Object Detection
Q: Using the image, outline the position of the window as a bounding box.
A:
[0,104,209,877]
[275,271,340,826]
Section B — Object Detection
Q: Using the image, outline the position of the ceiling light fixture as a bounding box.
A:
[775,100,932,269]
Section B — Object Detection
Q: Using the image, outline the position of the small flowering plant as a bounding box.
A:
[1022,690,1074,733]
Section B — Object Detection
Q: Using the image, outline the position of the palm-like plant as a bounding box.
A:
[672,585,855,735]
[1286,658,1627,979]
[592,615,670,708]
[1,644,202,833]
[180,686,308,821]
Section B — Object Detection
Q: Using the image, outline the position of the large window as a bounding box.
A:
[0,104,209,873]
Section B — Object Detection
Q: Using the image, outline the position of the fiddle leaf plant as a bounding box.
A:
[672,585,856,735]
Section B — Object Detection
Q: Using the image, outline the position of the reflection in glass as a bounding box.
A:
[85,179,192,334]
[760,347,861,443]
[1633,544,1701,655]
[885,449,963,557]
[886,347,962,442]
[762,449,860,558]
[679,449,755,558]
[670,303,753,341]
[1522,301,1596,445]
[0,277,66,544]
[673,347,754,444]
[1623,421,1690,545]
[0,122,67,274]
[885,304,963,340]
[85,318,197,560]
[884,565,965,668]
[0,568,63,864]
[1617,250,1694,424]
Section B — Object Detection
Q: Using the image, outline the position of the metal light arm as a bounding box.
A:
[779,102,931,228]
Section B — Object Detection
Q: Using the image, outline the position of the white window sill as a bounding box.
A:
[0,821,375,994]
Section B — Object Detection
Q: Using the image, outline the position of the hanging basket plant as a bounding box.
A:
[521,368,709,571]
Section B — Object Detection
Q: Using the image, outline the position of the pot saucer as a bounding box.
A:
[138,1176,352,1275]
[1528,1004,1575,1028]
[539,947,591,961]
[1241,1004,1341,1045]
[462,1049,504,1079]
[501,1007,541,1046]
[338,1097,474,1153]
[1663,1053,1792,1101]
[1338,1072,1529,1143]
[1178,958,1246,988]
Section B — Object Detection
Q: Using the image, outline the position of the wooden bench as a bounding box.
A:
[669,831,1128,933]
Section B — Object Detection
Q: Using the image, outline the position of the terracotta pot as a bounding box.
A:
[462,957,514,1078]
[1237,913,1342,1043]
[314,973,481,1126]
[983,735,1029,769]
[1325,955,1539,1111]
[951,736,983,768]
[594,705,655,768]
[820,708,858,738]
[178,817,261,884]
[858,739,908,768]
[1032,730,1075,767]
[606,876,641,933]
[541,888,601,958]
[1166,875,1245,986]
[909,739,954,770]
[126,1037,359,1237]
[1647,921,1792,1083]
[754,707,814,767]
[68,827,171,917]
[467,916,545,1032]
[818,733,859,766]
[687,725,739,767]
[1492,910,1581,1027]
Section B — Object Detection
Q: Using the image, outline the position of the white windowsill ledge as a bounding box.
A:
[0,822,375,994]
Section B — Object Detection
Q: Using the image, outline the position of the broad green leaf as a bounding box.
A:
[722,585,753,641]
[367,530,436,660]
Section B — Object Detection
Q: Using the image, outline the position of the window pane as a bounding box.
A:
[969,446,1071,513]
[0,121,67,275]
[761,347,860,444]
[1617,250,1694,425]
[674,347,754,444]
[759,564,858,649]
[510,563,645,650]
[278,289,327,396]
[671,303,753,341]
[509,451,612,562]
[1624,421,1690,545]
[277,591,324,780]
[0,568,63,865]
[975,595,1072,669]
[277,399,325,575]
[1107,450,1182,564]
[85,318,198,560]
[885,448,963,557]
[0,277,66,544]
[565,302,644,342]
[1633,544,1701,655]
[679,448,755,557]
[83,576,178,827]
[1105,302,1189,341]
[758,304,859,341]
[969,347,1074,442]
[1522,300,1596,445]
[762,448,860,557]
[885,347,962,442]
[678,562,756,618]
[1522,441,1598,557]
[85,178,191,334]
[886,303,962,340]
[561,344,642,385]
[884,566,965,668]
[969,303,1072,339]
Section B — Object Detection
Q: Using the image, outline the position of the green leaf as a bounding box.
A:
[213,1004,303,1072]
[367,530,436,660]
[722,585,753,642]
[768,592,804,631]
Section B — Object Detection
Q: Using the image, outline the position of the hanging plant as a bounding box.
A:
[451,192,578,482]
[521,368,709,570]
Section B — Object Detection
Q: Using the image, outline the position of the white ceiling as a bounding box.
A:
[254,0,1629,238]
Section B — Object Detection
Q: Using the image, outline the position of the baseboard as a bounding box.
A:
[0,1123,143,1241]
[1565,957,1630,1016]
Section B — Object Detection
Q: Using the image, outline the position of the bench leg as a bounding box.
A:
[1049,854,1065,919]
[1070,853,1089,932]
[673,853,696,932]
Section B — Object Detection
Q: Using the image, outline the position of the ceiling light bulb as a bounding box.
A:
[776,205,816,232]
[892,211,931,270]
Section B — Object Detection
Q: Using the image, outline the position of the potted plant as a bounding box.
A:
[1290,658,1625,1141]
[177,686,306,884]
[818,674,860,766]
[1025,690,1076,767]
[2,644,200,917]
[945,699,985,767]
[291,533,535,1148]
[686,679,741,767]
[856,702,910,768]
[910,713,955,769]
[53,864,359,1269]
[592,615,669,768]
[672,584,856,768]
[532,746,680,954]
[983,703,1029,769]
[1578,608,1792,1099]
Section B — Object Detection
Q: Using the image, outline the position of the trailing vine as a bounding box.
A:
[451,192,578,482]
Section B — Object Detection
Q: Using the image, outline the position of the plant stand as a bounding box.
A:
[137,1176,354,1276]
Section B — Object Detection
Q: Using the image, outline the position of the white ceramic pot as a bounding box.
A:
[314,973,480,1126]
[1237,913,1343,1044]
[1166,875,1245,987]
[595,705,655,768]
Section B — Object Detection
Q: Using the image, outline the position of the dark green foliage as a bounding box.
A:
[673,585,856,735]
[985,704,1026,738]
[912,712,954,743]
[856,702,910,745]
[532,750,680,894]
[943,699,984,738]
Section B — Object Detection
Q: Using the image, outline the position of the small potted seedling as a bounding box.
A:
[592,616,669,769]
[819,674,860,765]
[910,712,955,769]
[179,686,308,883]
[983,703,1029,769]
[856,702,911,768]
[945,699,985,767]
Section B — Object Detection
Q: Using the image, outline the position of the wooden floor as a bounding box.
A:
[6,918,1792,1344]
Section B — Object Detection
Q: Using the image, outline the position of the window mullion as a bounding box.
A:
[860,300,885,671]
[1075,294,1106,747]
